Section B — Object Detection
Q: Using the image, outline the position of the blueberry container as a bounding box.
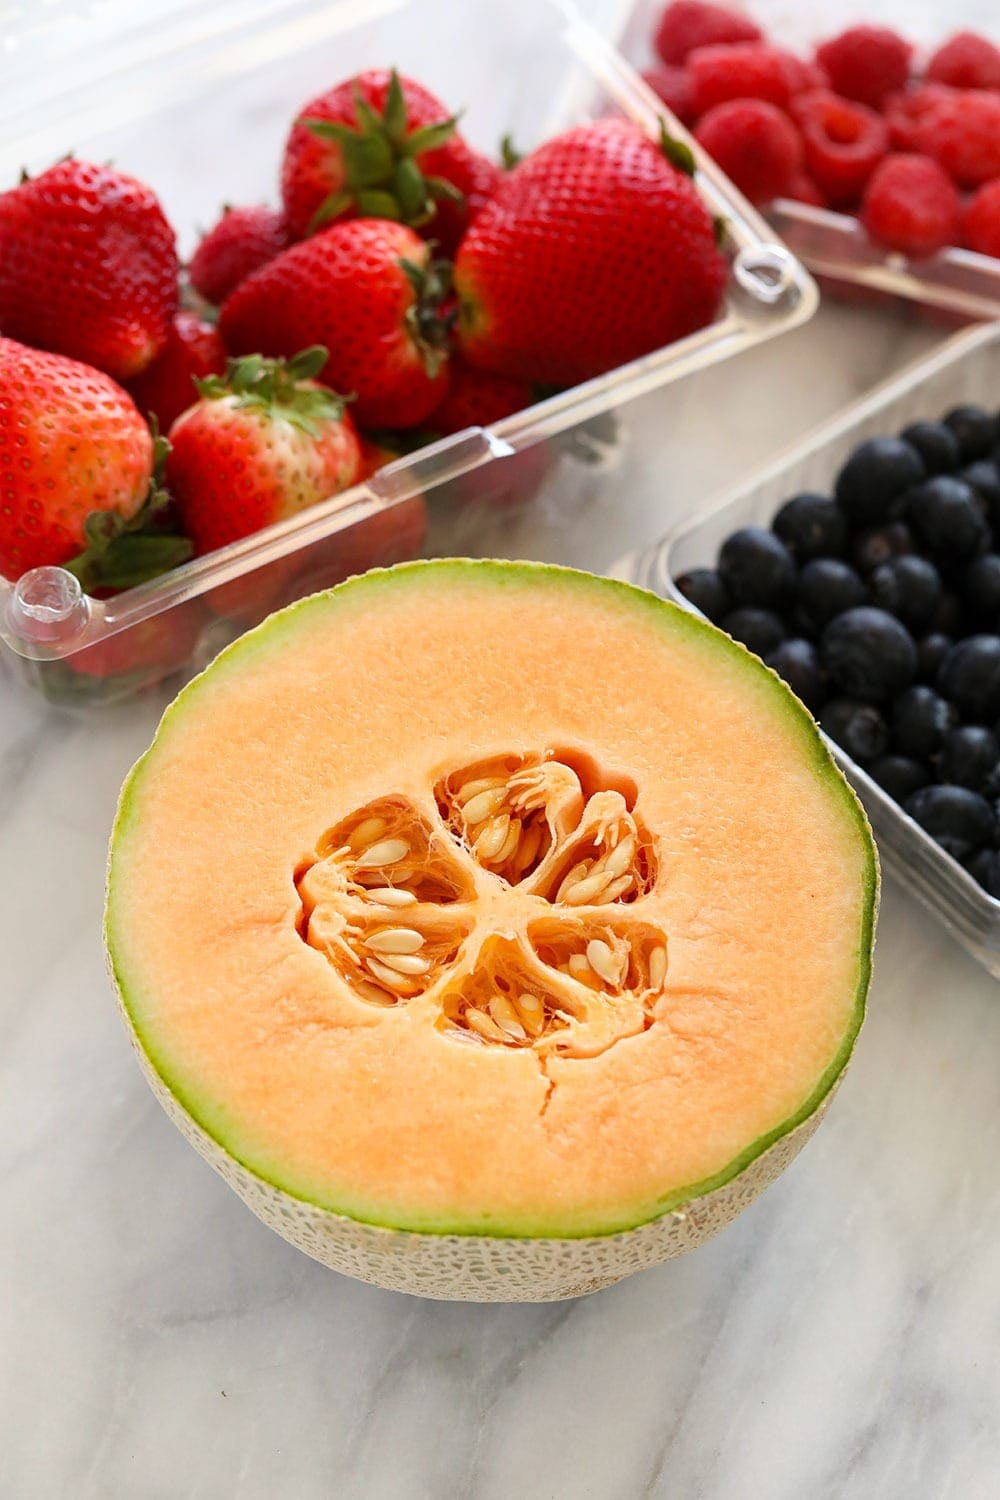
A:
[0,0,816,707]
[617,320,1000,978]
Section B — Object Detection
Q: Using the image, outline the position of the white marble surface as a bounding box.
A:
[4,3,1000,1497]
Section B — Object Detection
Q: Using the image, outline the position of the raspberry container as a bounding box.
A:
[616,320,1000,978]
[616,0,1000,322]
[0,0,816,707]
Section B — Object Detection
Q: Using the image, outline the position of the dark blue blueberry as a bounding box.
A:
[937,635,1000,722]
[944,405,997,461]
[721,607,786,657]
[765,638,826,711]
[916,632,953,682]
[905,783,994,861]
[891,685,956,759]
[960,459,1000,523]
[821,606,917,702]
[852,521,915,576]
[834,437,924,524]
[928,591,965,637]
[820,697,889,764]
[772,493,848,561]
[962,554,1000,625]
[868,555,941,629]
[869,754,930,803]
[907,477,990,564]
[796,558,867,634]
[939,726,1000,792]
[966,847,1000,898]
[899,420,961,475]
[675,567,731,622]
[717,527,796,608]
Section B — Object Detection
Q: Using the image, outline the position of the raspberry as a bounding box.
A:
[861,154,961,258]
[914,90,1000,188]
[815,26,913,109]
[962,179,1000,258]
[780,53,829,97]
[883,84,955,152]
[654,1,761,68]
[642,64,695,125]
[785,171,827,208]
[694,99,802,205]
[688,43,795,114]
[792,90,889,207]
[927,32,1000,92]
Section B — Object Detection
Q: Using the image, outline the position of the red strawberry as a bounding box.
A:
[0,338,156,580]
[454,119,727,387]
[165,347,363,555]
[429,361,532,434]
[220,220,451,429]
[70,602,204,680]
[0,160,178,379]
[188,204,290,306]
[429,146,502,255]
[126,312,227,433]
[280,68,469,241]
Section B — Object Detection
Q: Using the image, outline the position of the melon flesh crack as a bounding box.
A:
[294,750,670,1061]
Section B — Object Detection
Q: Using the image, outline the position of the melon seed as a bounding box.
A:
[586,939,620,987]
[350,816,387,849]
[365,887,418,907]
[355,838,409,869]
[366,928,424,955]
[648,945,667,990]
[475,814,511,862]
[375,952,431,976]
[488,995,527,1040]
[462,786,508,826]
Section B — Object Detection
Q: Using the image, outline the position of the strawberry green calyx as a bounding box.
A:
[657,120,696,177]
[301,69,464,233]
[400,256,454,380]
[195,347,349,436]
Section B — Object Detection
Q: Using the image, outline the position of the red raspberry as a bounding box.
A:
[861,154,961,258]
[642,64,695,124]
[688,43,795,114]
[883,84,955,152]
[780,53,829,97]
[654,1,761,67]
[913,90,1000,188]
[962,179,1000,258]
[815,26,913,109]
[927,32,1000,92]
[785,171,827,208]
[695,99,801,204]
[792,90,889,207]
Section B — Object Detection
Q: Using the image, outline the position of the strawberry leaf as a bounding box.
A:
[382,70,409,146]
[658,120,696,177]
[400,117,460,159]
[500,134,522,170]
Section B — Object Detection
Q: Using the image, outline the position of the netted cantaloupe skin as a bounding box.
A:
[116,976,834,1300]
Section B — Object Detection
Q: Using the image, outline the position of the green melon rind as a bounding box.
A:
[105,559,878,1243]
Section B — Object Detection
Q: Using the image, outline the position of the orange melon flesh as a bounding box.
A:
[107,561,876,1239]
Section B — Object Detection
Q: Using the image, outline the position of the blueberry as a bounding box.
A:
[899,420,961,475]
[870,754,930,802]
[820,697,889,764]
[907,477,990,563]
[944,404,997,461]
[962,554,1000,625]
[928,591,965,637]
[765,638,826,711]
[939,725,1000,792]
[868,555,941,629]
[717,527,795,608]
[772,493,848,561]
[891,684,956,759]
[852,521,915,576]
[937,635,1000,722]
[960,459,1000,523]
[966,847,1000,898]
[905,783,994,861]
[795,559,867,634]
[721,607,786,657]
[822,606,917,702]
[916,632,953,682]
[675,567,731,622]
[834,437,924,524]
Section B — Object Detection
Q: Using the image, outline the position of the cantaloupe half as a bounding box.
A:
[106,560,877,1301]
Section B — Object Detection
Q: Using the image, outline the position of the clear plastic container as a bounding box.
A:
[0,0,816,707]
[616,321,1000,978]
[615,0,1000,322]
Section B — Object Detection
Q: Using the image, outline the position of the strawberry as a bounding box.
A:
[280,68,474,241]
[126,312,227,433]
[428,360,532,435]
[70,602,205,681]
[0,160,178,379]
[454,119,727,386]
[429,147,502,255]
[188,204,290,306]
[165,347,363,555]
[0,338,190,584]
[220,219,451,429]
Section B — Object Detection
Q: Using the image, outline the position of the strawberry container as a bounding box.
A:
[0,0,816,707]
[617,321,1000,978]
[617,0,1000,322]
